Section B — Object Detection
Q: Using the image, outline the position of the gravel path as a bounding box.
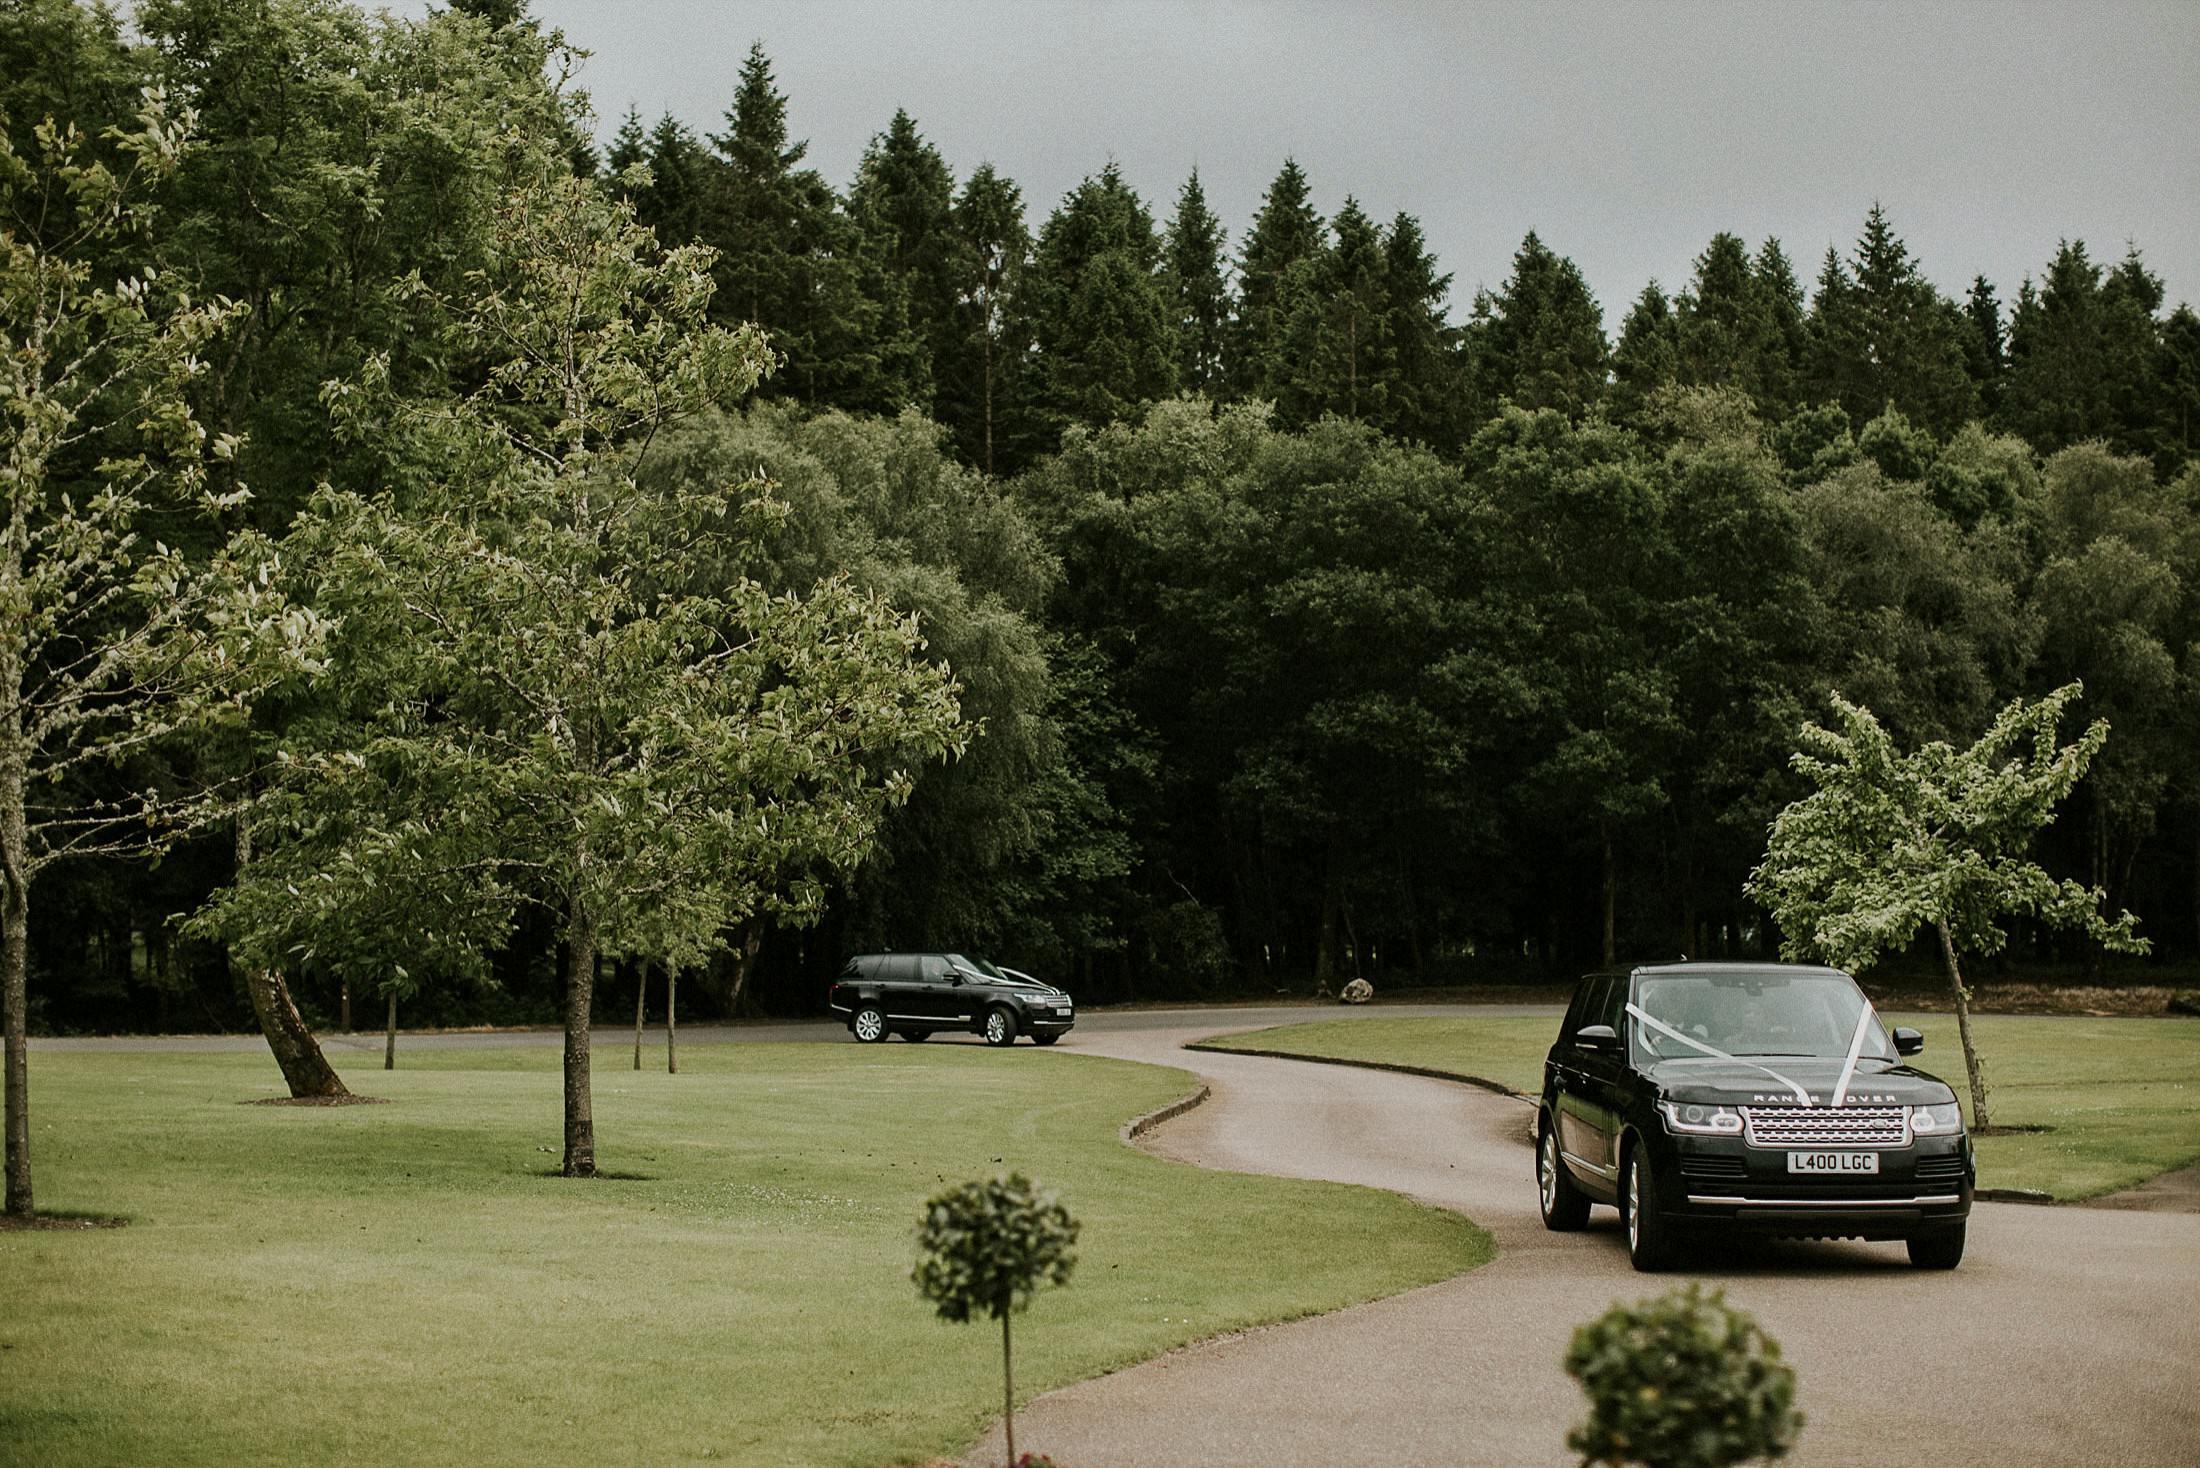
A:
[960,1018,2200,1468]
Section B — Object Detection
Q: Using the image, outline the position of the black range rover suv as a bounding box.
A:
[827,952,1074,1046]
[1538,961,1973,1271]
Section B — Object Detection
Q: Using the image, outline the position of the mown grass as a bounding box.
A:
[1198,1012,2200,1200]
[2,1044,1490,1467]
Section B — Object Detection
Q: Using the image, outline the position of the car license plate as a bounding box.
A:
[1787,1151,1880,1174]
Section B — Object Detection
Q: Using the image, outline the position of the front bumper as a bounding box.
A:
[1657,1131,1973,1238]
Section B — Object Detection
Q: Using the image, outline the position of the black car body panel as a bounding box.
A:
[826,952,1075,1044]
[1540,962,1973,1261]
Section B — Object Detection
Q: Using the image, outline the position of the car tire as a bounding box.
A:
[1537,1117,1591,1231]
[896,1029,929,1042]
[1907,1222,1965,1270]
[1031,1033,1059,1046]
[1622,1142,1679,1272]
[983,1007,1018,1047]
[851,1005,886,1044]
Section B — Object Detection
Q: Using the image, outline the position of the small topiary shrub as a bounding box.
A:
[914,1174,1079,1468]
[1562,1283,1802,1468]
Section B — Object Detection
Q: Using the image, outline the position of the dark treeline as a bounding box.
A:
[13,2,2198,1036]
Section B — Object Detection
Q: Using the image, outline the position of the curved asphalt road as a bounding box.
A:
[39,1005,2200,1464]
[959,1015,2200,1468]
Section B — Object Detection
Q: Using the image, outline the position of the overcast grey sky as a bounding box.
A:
[429,1,2199,328]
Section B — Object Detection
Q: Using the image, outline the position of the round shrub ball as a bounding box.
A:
[913,1173,1079,1322]
[1563,1283,1802,1468]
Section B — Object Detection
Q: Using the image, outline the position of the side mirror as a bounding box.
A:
[1576,1023,1619,1050]
[1893,1027,1924,1056]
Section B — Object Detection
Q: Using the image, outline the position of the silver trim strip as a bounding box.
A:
[1686,1193,1963,1208]
[1560,1148,1616,1180]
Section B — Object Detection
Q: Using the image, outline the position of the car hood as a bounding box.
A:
[1645,1055,1955,1107]
[985,969,1067,998]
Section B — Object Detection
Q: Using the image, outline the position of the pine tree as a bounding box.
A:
[638,112,711,244]
[1804,204,1976,433]
[1752,238,1808,416]
[1163,169,1229,396]
[1019,164,1178,437]
[848,108,959,413]
[1471,230,1609,418]
[705,42,877,407]
[1375,210,1459,449]
[1675,232,1765,394]
[605,105,646,181]
[1610,281,1681,424]
[940,162,1035,475]
[1963,275,2005,418]
[1231,158,1324,399]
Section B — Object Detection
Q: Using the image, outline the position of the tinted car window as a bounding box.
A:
[1571,977,1611,1038]
[881,954,919,982]
[917,955,950,982]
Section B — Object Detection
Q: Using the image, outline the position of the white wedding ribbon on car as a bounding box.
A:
[1625,1002,1813,1104]
[1830,1003,1879,1107]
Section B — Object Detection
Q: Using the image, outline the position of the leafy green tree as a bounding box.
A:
[913,1174,1078,1468]
[1467,231,1609,419]
[1162,168,1229,397]
[1564,1284,1802,1468]
[1747,685,2145,1124]
[211,167,963,1176]
[1019,164,1177,437]
[2,87,325,1214]
[1230,158,1324,399]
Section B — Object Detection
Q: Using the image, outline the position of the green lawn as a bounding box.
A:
[1196,1012,2200,1200]
[3,1044,1489,1468]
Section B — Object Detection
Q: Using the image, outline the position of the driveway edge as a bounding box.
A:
[1121,1082,1212,1141]
[1182,1043,1534,1104]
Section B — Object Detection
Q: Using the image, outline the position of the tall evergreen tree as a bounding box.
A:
[1279,195,1386,425]
[1610,281,1681,423]
[940,162,1035,475]
[1162,169,1229,397]
[1231,158,1324,399]
[1751,237,1808,416]
[1468,231,1609,419]
[848,108,959,413]
[1375,211,1459,449]
[1804,204,1976,433]
[638,112,712,244]
[1018,164,1178,437]
[1963,275,2006,418]
[1674,232,1769,395]
[604,105,647,179]
[705,42,878,407]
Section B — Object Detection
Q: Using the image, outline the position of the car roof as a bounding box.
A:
[1626,961,1853,979]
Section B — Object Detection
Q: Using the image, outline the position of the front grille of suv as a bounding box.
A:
[1742,1105,1909,1148]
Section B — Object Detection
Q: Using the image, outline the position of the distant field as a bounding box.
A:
[3,1045,1489,1468]
[1197,1013,2200,1200]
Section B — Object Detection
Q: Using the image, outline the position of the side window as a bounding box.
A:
[917,955,950,983]
[882,954,919,983]
[1561,979,1592,1036]
[1570,978,1610,1037]
[1599,976,1629,1031]
[841,957,866,981]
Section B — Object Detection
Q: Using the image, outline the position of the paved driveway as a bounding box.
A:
[961,1017,2200,1468]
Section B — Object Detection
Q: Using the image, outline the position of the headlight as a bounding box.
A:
[1910,1102,1963,1135]
[1659,1100,1743,1135]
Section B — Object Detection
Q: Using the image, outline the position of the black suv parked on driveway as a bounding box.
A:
[1538,961,1973,1271]
[828,952,1074,1046]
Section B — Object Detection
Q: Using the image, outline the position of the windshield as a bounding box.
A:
[946,953,1007,980]
[1629,972,1893,1066]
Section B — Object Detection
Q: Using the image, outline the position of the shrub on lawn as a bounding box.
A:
[914,1174,1079,1468]
[1562,1283,1802,1468]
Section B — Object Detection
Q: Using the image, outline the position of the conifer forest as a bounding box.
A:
[8,0,2199,1047]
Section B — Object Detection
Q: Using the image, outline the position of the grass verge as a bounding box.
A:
[1196,1013,2200,1201]
[1,1044,1489,1468]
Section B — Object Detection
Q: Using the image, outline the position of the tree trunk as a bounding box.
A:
[726,922,762,1018]
[561,892,598,1177]
[3,868,29,1218]
[1600,821,1617,968]
[384,990,397,1071]
[666,966,678,1075]
[1000,1311,1016,1468]
[235,818,349,1099]
[1936,918,1991,1128]
[1313,841,1342,996]
[633,958,646,1071]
